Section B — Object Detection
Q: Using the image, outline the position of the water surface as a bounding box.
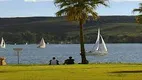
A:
[0,44,141,64]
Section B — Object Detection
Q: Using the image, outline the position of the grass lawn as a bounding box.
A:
[0,63,142,80]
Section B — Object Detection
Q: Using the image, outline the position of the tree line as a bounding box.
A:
[0,30,141,44]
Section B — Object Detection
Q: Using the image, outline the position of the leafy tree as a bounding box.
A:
[54,0,108,64]
[22,31,36,44]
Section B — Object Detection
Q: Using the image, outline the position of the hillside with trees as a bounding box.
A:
[0,16,141,44]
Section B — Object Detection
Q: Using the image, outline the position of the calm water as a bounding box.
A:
[0,44,141,64]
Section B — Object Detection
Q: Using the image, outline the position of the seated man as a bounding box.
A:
[49,57,59,65]
[64,56,74,64]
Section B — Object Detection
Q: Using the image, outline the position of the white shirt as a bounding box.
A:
[50,59,58,65]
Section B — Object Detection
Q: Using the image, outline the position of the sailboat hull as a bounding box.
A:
[0,46,5,48]
[86,51,108,56]
[37,45,46,48]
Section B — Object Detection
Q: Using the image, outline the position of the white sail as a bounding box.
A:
[100,35,107,52]
[37,38,46,48]
[91,28,100,51]
[86,29,108,56]
[0,37,6,48]
[25,42,28,45]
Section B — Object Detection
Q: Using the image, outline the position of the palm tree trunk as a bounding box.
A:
[79,20,87,64]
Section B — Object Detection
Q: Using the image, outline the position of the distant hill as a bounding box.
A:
[85,16,136,26]
[0,17,78,34]
[0,16,141,44]
[0,16,136,33]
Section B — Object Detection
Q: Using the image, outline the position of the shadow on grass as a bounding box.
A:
[0,71,17,73]
[110,70,142,73]
[0,69,46,73]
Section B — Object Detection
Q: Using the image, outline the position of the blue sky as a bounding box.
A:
[0,0,141,17]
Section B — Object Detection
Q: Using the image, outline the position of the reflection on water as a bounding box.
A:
[0,44,141,64]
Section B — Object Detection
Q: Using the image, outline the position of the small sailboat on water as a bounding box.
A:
[86,28,108,56]
[37,38,46,48]
[0,37,6,48]
[25,42,28,45]
[14,43,16,45]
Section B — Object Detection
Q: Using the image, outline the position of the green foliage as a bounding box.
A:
[67,23,142,43]
[0,31,57,44]
[0,16,140,43]
[133,3,142,24]
[55,0,108,23]
[133,3,142,13]
[135,15,142,24]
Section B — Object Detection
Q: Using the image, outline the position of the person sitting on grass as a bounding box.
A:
[49,57,59,65]
[63,56,74,64]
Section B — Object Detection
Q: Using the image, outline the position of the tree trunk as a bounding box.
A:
[79,20,87,64]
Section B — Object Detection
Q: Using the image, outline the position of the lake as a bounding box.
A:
[0,44,141,64]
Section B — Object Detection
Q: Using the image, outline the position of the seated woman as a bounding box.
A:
[49,57,59,65]
[64,56,74,64]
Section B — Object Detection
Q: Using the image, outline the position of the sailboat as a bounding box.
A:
[0,37,6,48]
[37,38,46,48]
[25,42,28,45]
[86,28,108,56]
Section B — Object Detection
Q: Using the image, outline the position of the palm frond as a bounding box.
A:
[133,9,142,13]
[54,0,108,23]
[133,3,142,13]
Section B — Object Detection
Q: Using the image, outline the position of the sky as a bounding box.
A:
[0,0,141,17]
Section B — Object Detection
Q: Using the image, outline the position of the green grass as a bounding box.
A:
[0,63,142,80]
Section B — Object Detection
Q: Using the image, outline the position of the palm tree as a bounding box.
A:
[133,3,142,24]
[54,0,108,64]
[133,3,142,13]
